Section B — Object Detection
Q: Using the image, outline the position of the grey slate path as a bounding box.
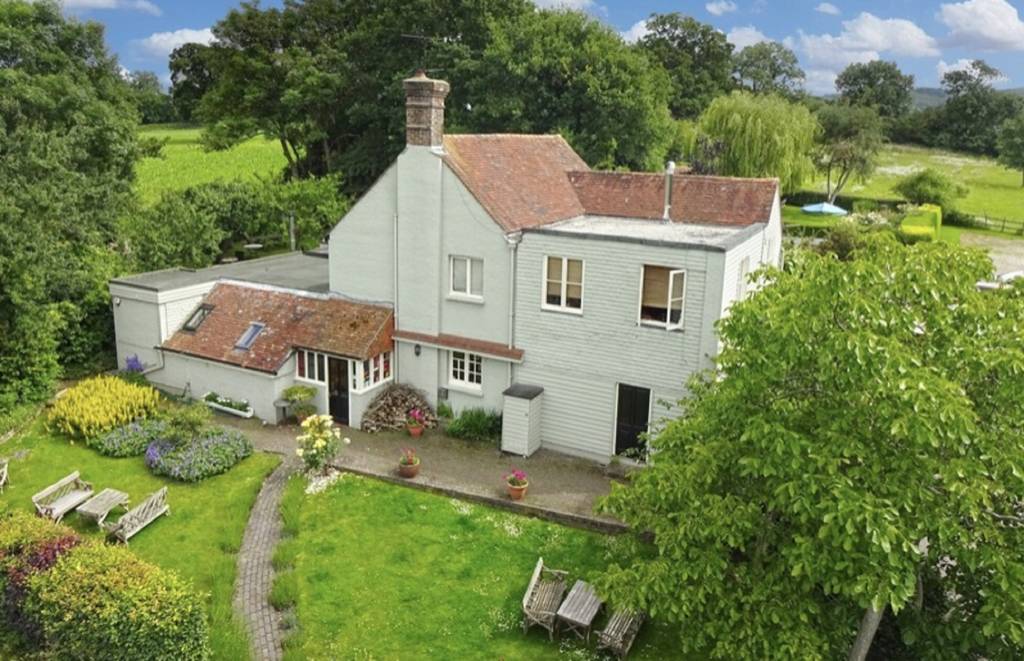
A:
[234,455,299,661]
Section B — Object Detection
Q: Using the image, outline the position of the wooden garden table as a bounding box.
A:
[77,488,130,527]
[557,580,604,642]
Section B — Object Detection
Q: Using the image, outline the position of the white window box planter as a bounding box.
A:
[203,393,255,419]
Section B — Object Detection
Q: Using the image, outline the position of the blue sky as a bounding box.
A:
[62,0,1024,94]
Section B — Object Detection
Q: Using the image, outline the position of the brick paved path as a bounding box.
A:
[234,456,299,661]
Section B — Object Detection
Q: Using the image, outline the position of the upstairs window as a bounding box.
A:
[544,256,584,312]
[639,266,685,330]
[450,351,483,389]
[235,323,265,350]
[183,304,213,332]
[450,256,483,299]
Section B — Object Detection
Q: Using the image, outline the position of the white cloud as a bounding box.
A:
[135,28,214,59]
[532,0,594,8]
[937,58,1010,82]
[795,12,939,93]
[938,0,1024,51]
[62,0,161,15]
[804,69,840,94]
[815,2,840,15]
[621,19,650,43]
[706,1,738,17]
[727,26,770,50]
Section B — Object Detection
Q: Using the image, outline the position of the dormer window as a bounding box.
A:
[183,304,213,332]
[235,323,265,350]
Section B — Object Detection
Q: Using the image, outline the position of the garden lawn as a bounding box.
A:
[277,473,680,660]
[0,416,280,660]
[801,143,1024,223]
[137,124,286,204]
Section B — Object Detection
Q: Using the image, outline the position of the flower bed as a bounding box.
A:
[202,392,254,418]
[146,428,253,482]
[49,376,160,439]
[87,420,167,457]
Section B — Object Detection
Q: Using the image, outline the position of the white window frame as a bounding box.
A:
[541,256,585,314]
[449,350,483,391]
[349,350,393,394]
[182,304,213,332]
[295,349,327,384]
[638,266,686,331]
[449,255,484,301]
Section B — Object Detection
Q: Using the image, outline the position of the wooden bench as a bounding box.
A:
[32,471,93,522]
[597,609,645,659]
[104,487,169,544]
[522,557,568,640]
[0,457,8,494]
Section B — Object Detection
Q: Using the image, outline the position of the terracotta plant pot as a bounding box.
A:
[399,460,420,478]
[407,424,424,438]
[507,482,529,500]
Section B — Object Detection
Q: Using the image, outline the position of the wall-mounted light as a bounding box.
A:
[113,297,122,306]
[414,344,421,357]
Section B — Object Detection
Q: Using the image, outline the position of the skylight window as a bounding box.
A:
[235,323,265,350]
[182,304,213,332]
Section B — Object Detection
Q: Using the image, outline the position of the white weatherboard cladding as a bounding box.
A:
[162,293,210,340]
[328,163,396,302]
[720,194,783,315]
[513,232,725,460]
[501,392,544,456]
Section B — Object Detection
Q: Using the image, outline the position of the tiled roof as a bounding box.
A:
[443,134,587,232]
[568,171,778,227]
[162,283,393,373]
[393,329,524,361]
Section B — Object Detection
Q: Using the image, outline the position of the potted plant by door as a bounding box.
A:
[398,447,420,478]
[282,385,318,424]
[406,408,426,438]
[505,469,529,500]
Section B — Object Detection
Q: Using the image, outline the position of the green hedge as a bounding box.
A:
[24,542,210,660]
[900,203,942,239]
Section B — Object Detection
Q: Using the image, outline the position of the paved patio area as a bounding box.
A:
[220,416,629,533]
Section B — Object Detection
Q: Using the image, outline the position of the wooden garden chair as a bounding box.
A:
[103,487,169,544]
[32,471,93,522]
[597,609,645,659]
[521,557,568,640]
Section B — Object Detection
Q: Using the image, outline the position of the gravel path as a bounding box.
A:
[961,232,1024,275]
[233,455,300,661]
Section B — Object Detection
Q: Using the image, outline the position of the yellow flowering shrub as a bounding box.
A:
[49,375,160,439]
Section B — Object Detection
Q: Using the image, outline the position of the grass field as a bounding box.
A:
[137,124,286,204]
[276,473,680,660]
[0,415,280,660]
[802,144,1024,222]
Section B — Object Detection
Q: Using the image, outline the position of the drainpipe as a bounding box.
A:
[506,232,522,388]
[662,161,676,221]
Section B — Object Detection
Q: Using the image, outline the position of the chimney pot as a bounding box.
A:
[402,72,450,148]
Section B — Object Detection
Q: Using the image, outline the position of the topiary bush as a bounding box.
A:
[146,427,253,482]
[446,408,503,443]
[23,542,210,660]
[49,375,160,439]
[88,419,167,457]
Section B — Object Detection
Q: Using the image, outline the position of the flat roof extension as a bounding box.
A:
[109,251,329,293]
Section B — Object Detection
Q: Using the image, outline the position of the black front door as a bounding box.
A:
[328,357,349,425]
[615,384,651,457]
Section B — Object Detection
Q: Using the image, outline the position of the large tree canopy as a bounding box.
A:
[732,41,804,97]
[636,13,735,120]
[695,91,819,193]
[814,103,885,203]
[601,235,1024,660]
[939,60,1022,156]
[996,111,1024,186]
[835,60,914,121]
[0,0,138,406]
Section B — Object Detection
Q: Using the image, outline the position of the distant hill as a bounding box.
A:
[911,86,1024,110]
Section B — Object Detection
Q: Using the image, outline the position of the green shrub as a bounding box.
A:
[88,419,167,457]
[893,168,968,210]
[446,408,502,443]
[282,384,316,405]
[436,401,454,419]
[899,203,942,241]
[49,375,160,439]
[24,542,210,660]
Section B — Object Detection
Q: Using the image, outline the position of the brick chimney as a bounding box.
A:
[402,70,450,148]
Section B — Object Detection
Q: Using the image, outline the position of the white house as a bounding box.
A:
[110,72,782,463]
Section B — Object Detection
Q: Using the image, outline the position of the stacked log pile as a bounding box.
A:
[360,383,437,432]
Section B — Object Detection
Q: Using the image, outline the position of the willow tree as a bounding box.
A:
[695,91,819,193]
[600,235,1024,660]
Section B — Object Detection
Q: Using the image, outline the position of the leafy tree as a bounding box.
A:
[169,43,215,122]
[636,13,735,119]
[0,0,138,407]
[462,9,673,171]
[888,106,943,147]
[814,103,885,203]
[940,60,1022,155]
[996,114,1024,187]
[600,234,1024,660]
[125,71,175,124]
[835,60,914,120]
[893,168,968,210]
[732,41,804,97]
[695,91,819,193]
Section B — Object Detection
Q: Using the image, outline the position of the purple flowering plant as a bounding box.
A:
[505,469,528,487]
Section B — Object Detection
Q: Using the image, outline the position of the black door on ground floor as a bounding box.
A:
[328,357,349,425]
[615,384,650,457]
